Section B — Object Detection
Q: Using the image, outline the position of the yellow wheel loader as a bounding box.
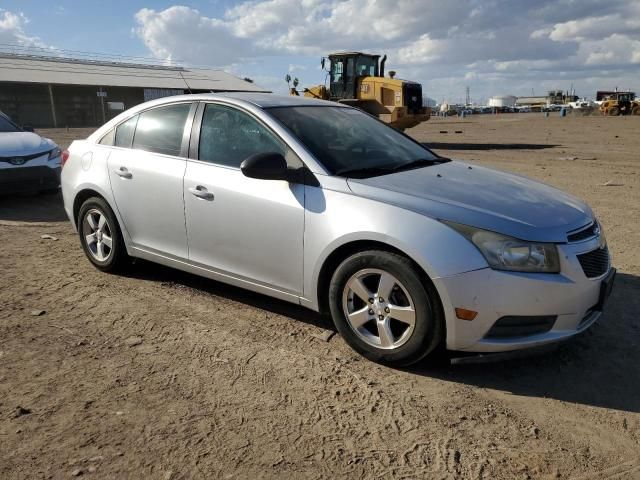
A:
[599,91,640,116]
[288,52,430,130]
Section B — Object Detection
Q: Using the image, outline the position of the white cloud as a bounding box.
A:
[396,35,443,65]
[549,14,640,42]
[134,6,253,66]
[0,10,50,49]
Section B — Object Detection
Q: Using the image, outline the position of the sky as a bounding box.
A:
[1,0,639,103]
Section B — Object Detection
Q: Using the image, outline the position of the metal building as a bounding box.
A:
[488,95,517,108]
[0,53,269,128]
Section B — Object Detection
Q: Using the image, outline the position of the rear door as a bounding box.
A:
[183,102,304,295]
[107,102,195,259]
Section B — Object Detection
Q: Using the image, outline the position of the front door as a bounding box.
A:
[183,103,304,295]
[107,102,193,259]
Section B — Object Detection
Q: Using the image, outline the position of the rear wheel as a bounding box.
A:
[608,107,620,116]
[78,197,128,272]
[328,250,444,366]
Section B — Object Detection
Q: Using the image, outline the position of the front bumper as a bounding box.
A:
[0,157,61,194]
[435,236,613,352]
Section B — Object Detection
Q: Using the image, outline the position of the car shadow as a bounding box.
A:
[423,142,559,151]
[124,259,334,332]
[126,259,639,413]
[409,272,640,414]
[0,191,68,223]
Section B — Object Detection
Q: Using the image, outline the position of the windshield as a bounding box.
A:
[0,115,21,133]
[267,106,439,177]
[356,56,378,76]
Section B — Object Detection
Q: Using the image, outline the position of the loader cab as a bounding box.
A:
[328,52,381,100]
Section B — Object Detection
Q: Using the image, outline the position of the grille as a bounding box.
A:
[0,150,49,165]
[485,315,557,339]
[402,82,423,114]
[577,245,610,278]
[567,222,598,242]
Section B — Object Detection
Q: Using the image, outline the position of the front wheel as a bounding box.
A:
[328,250,444,367]
[77,197,128,272]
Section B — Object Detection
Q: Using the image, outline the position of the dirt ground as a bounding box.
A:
[1,113,639,479]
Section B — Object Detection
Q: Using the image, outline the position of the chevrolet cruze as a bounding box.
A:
[61,93,615,366]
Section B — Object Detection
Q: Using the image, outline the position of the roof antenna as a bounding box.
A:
[179,70,193,94]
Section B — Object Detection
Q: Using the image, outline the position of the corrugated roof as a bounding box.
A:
[0,54,269,92]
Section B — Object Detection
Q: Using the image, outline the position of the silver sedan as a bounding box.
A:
[61,93,614,366]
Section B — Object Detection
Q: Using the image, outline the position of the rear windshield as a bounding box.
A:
[267,106,437,175]
[0,115,20,133]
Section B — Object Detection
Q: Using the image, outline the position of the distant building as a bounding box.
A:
[0,53,269,128]
[514,96,548,108]
[516,90,577,109]
[488,95,516,108]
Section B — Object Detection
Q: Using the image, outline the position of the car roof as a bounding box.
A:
[213,92,341,108]
[87,92,346,144]
[138,92,343,109]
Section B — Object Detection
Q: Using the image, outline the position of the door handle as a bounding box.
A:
[114,167,132,179]
[188,185,214,200]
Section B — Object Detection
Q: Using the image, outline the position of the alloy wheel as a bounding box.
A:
[82,208,113,262]
[342,268,417,350]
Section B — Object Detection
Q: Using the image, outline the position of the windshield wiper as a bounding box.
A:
[389,157,449,173]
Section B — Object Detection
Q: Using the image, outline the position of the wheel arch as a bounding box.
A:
[72,188,130,252]
[315,239,443,319]
[73,188,108,228]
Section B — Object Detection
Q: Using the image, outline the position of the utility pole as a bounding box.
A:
[48,84,57,128]
[97,87,106,124]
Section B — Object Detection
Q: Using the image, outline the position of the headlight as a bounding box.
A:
[48,147,62,161]
[443,221,560,273]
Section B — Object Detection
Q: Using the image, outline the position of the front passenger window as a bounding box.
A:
[198,104,285,168]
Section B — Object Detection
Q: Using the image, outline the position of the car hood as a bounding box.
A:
[0,132,55,157]
[347,161,593,242]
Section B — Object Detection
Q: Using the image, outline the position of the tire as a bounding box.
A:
[328,250,444,367]
[608,107,620,116]
[77,197,128,273]
[632,106,640,116]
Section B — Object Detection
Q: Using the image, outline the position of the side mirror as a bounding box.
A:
[22,125,34,132]
[321,57,325,70]
[240,152,288,181]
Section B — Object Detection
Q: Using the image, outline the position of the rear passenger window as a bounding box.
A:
[132,103,191,156]
[99,129,114,146]
[115,115,138,148]
[199,104,285,167]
